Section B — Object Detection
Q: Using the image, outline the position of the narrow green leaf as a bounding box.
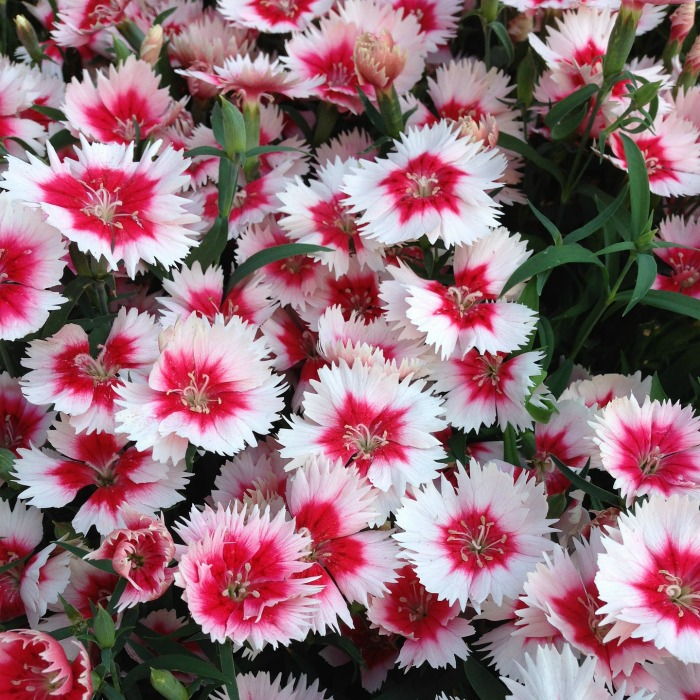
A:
[620,133,650,240]
[464,656,508,700]
[183,146,225,159]
[497,132,563,184]
[595,241,637,256]
[536,317,555,370]
[565,186,628,244]
[544,84,598,135]
[550,456,624,508]
[52,541,117,575]
[490,21,514,64]
[225,244,332,295]
[184,218,229,271]
[550,100,591,140]
[503,425,519,465]
[528,202,562,245]
[100,683,126,700]
[615,289,700,320]
[153,6,177,24]
[217,156,239,218]
[356,86,387,134]
[649,372,668,401]
[219,640,240,700]
[501,244,604,296]
[547,358,574,398]
[623,254,656,315]
[30,104,66,121]
[0,551,30,575]
[122,656,231,692]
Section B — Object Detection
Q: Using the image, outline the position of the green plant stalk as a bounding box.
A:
[219,640,240,700]
[312,101,338,147]
[242,100,261,181]
[376,85,404,139]
[570,254,636,361]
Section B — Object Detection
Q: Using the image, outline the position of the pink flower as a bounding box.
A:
[173,504,320,649]
[367,564,473,669]
[652,215,700,298]
[0,371,54,456]
[213,671,332,700]
[380,228,538,359]
[0,630,91,699]
[63,55,184,144]
[0,499,71,627]
[0,197,66,341]
[285,457,400,633]
[342,121,506,246]
[559,371,652,409]
[87,510,175,611]
[596,495,700,664]
[2,137,200,278]
[592,396,700,503]
[21,307,160,434]
[431,349,544,432]
[394,461,555,611]
[278,360,447,496]
[218,0,333,32]
[15,419,189,535]
[115,314,285,464]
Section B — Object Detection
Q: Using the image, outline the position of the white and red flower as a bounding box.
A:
[174,504,320,649]
[0,197,66,342]
[115,313,285,464]
[343,121,506,246]
[2,137,200,278]
[652,215,700,298]
[0,630,92,700]
[14,419,189,535]
[592,396,700,503]
[596,494,700,664]
[278,360,447,496]
[394,461,555,611]
[86,510,175,611]
[21,307,160,434]
[218,0,333,32]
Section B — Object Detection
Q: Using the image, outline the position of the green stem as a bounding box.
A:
[242,100,261,181]
[570,255,635,361]
[312,102,338,147]
[376,85,404,139]
[94,282,110,317]
[219,640,239,700]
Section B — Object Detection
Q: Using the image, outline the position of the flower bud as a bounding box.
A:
[93,605,116,649]
[603,0,643,78]
[678,35,700,89]
[14,15,43,65]
[140,25,163,66]
[353,31,407,92]
[150,669,189,700]
[670,0,695,45]
[453,114,499,149]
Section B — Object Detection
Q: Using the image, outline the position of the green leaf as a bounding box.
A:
[544,84,599,139]
[29,104,66,121]
[490,21,514,64]
[52,541,117,575]
[565,186,628,244]
[356,86,387,134]
[550,456,624,508]
[464,656,508,700]
[649,372,668,401]
[497,132,563,184]
[0,447,16,485]
[217,156,239,218]
[528,202,562,245]
[615,289,700,320]
[620,133,650,240]
[219,98,246,158]
[501,244,604,296]
[184,217,229,271]
[122,656,231,692]
[547,358,573,398]
[153,6,177,24]
[183,146,225,159]
[225,244,332,296]
[503,425,519,465]
[0,551,30,575]
[595,241,637,256]
[219,640,240,700]
[623,254,656,315]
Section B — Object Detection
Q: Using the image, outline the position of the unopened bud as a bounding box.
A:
[353,31,407,92]
[140,25,163,66]
[93,605,116,649]
[15,15,43,65]
[678,35,700,89]
[454,114,499,149]
[603,0,643,78]
[670,1,695,45]
[150,669,189,700]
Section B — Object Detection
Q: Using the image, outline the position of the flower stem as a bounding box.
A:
[219,640,240,700]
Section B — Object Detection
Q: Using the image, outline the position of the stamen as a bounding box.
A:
[447,515,507,568]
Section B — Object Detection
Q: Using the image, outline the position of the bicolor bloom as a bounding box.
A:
[218,0,333,32]
[652,215,700,298]
[0,630,92,700]
[278,360,447,495]
[115,314,285,464]
[0,499,72,627]
[14,419,189,535]
[342,121,506,246]
[2,137,200,278]
[285,457,400,633]
[0,371,53,456]
[596,495,700,664]
[21,307,160,434]
[212,672,332,700]
[87,510,175,611]
[0,197,66,341]
[430,349,543,432]
[592,396,700,503]
[173,504,320,649]
[394,461,555,611]
[389,0,462,52]
[367,564,474,670]
[62,55,184,144]
[559,371,652,409]
[380,228,537,359]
